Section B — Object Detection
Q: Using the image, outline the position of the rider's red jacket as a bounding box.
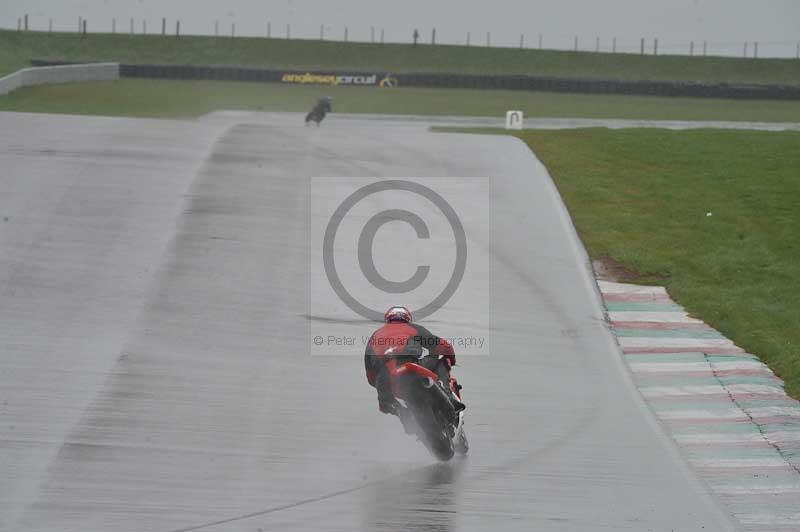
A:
[364,322,455,387]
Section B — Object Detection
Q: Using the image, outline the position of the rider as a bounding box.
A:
[364,305,465,418]
[305,96,332,124]
[316,95,332,114]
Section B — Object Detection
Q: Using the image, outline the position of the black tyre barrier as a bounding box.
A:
[30,60,800,100]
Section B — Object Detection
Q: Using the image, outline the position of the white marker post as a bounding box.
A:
[505,110,523,130]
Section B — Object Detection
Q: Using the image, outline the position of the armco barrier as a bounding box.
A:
[29,60,800,100]
[1,62,119,96]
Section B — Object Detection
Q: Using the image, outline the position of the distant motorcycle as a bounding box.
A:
[387,356,468,461]
[305,96,332,126]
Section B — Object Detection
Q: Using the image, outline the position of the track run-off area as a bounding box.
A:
[2,110,791,532]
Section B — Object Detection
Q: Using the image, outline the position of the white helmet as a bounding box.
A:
[384,306,412,323]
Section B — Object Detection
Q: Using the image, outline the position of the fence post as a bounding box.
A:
[345,27,348,42]
[371,26,375,43]
[176,20,180,37]
[286,23,290,39]
[82,19,87,37]
[112,18,116,33]
[431,28,436,45]
[380,28,384,43]
[267,21,270,38]
[49,18,53,33]
[130,17,133,34]
[703,40,707,56]
[486,32,490,47]
[754,41,758,58]
[690,41,694,56]
[612,37,616,53]
[743,41,748,57]
[143,20,146,35]
[231,23,234,38]
[654,37,658,55]
[574,35,578,52]
[595,36,599,52]
[520,34,524,49]
[640,37,644,55]
[161,17,165,36]
[538,33,543,49]
[466,32,470,46]
[24,14,28,31]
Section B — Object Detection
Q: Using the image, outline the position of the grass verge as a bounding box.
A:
[2,29,800,85]
[2,78,800,122]
[439,127,800,399]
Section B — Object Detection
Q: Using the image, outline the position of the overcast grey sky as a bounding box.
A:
[3,0,799,57]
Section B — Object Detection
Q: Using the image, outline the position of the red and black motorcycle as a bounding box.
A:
[386,357,468,461]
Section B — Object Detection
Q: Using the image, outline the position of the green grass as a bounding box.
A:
[3,78,800,122]
[442,127,800,398]
[3,29,800,85]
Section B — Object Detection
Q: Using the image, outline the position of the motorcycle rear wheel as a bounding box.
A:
[416,403,455,461]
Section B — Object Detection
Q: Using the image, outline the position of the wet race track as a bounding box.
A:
[0,112,738,531]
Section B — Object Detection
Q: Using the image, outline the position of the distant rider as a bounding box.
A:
[364,306,465,417]
[305,96,332,125]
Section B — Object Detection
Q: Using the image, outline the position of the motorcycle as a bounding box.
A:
[386,356,468,461]
[305,96,332,126]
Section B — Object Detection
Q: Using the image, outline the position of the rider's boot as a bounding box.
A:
[449,379,466,412]
[451,393,466,413]
[437,380,465,415]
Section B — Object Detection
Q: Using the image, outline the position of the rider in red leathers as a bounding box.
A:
[364,306,465,418]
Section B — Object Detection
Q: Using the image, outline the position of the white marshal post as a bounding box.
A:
[505,110,524,130]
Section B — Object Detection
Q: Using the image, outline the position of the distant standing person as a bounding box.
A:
[413,29,419,46]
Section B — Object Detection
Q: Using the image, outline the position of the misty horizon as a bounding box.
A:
[2,0,799,58]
